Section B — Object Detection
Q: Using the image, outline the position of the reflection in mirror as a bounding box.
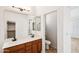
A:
[7,21,16,38]
[29,16,41,32]
[32,22,35,30]
[35,16,41,31]
[28,16,41,37]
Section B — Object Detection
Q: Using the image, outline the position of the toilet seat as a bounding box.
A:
[45,40,51,44]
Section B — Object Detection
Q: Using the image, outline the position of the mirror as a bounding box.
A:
[29,16,41,33]
[28,16,41,35]
[35,16,41,31]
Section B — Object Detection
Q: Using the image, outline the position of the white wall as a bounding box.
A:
[45,11,57,49]
[0,7,7,52]
[30,6,36,16]
[63,7,79,53]
[35,6,64,53]
[70,7,79,52]
[63,7,72,53]
[71,7,79,36]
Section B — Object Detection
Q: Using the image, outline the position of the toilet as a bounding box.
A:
[45,40,51,49]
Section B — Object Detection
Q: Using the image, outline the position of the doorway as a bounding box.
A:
[45,10,57,53]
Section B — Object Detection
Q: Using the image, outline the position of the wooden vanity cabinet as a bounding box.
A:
[38,40,42,52]
[4,44,25,53]
[25,42,32,53]
[32,43,38,53]
[32,39,42,53]
[4,39,42,53]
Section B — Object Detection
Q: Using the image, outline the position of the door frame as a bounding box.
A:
[43,10,58,53]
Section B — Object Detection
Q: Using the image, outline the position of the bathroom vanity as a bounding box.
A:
[3,37,42,53]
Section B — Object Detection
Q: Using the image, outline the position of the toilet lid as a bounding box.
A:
[45,40,51,44]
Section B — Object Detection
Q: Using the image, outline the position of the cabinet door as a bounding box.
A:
[32,40,38,53]
[25,42,32,53]
[26,46,32,53]
[37,39,42,53]
[32,44,38,53]
[38,42,42,53]
[32,39,42,53]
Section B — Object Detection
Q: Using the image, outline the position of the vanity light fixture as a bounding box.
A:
[12,6,31,12]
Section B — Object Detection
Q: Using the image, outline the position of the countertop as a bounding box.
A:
[2,36,41,49]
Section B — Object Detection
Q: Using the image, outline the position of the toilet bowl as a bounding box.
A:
[45,40,51,49]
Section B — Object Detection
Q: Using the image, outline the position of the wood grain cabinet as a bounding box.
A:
[25,42,32,53]
[38,40,42,52]
[4,43,25,53]
[4,39,42,53]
